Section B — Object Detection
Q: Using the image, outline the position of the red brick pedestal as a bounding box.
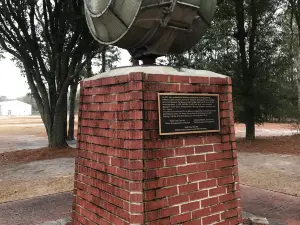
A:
[72,67,242,225]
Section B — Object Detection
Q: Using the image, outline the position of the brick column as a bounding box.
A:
[72,68,242,225]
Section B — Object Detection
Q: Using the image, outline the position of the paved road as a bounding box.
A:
[0,185,299,225]
[0,192,72,225]
[241,186,300,225]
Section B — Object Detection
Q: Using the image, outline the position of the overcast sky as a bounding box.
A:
[0,50,132,99]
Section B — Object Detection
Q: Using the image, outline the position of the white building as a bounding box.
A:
[0,100,32,116]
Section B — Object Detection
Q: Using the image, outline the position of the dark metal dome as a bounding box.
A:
[84,0,217,61]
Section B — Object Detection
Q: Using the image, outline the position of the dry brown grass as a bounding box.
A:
[237,134,300,155]
[0,146,76,165]
[0,176,74,203]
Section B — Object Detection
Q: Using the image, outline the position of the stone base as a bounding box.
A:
[72,66,242,225]
[37,218,71,225]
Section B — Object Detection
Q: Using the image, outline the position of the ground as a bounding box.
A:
[241,186,300,225]
[0,192,72,225]
[0,157,74,203]
[0,116,47,152]
[238,152,300,196]
[0,116,77,152]
[0,116,299,224]
[0,186,299,225]
[235,123,298,138]
[0,117,76,202]
[238,135,300,155]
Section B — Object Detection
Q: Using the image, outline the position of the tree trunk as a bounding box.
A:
[244,84,256,140]
[243,71,256,140]
[245,104,255,140]
[235,0,257,140]
[296,57,300,131]
[86,58,93,78]
[101,50,106,73]
[48,94,68,147]
[289,0,300,131]
[48,114,67,147]
[132,58,139,66]
[67,81,78,140]
[245,0,258,140]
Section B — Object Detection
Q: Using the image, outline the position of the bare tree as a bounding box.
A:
[289,0,300,126]
[0,0,102,147]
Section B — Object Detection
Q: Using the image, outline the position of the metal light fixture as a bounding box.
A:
[84,0,217,63]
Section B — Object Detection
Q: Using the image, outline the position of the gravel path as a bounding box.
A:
[0,186,299,225]
[238,152,300,196]
[0,192,72,225]
[241,185,300,225]
[0,158,74,203]
[0,151,299,206]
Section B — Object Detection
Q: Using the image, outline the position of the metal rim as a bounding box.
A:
[85,0,143,45]
[84,0,113,18]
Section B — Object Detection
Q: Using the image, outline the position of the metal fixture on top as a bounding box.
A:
[84,0,217,64]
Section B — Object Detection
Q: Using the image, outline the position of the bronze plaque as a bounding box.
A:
[158,93,220,136]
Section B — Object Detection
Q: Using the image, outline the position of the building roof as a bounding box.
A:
[0,100,32,106]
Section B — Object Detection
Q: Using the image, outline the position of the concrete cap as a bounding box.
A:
[85,66,227,81]
[249,217,270,225]
[36,218,71,225]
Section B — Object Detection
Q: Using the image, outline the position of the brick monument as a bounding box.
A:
[72,66,242,225]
